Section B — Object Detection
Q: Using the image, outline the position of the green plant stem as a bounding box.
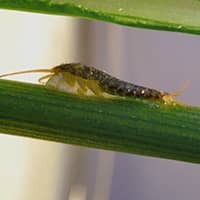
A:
[1,0,200,35]
[0,79,200,163]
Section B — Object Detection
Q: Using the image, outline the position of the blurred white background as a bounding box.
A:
[0,9,200,200]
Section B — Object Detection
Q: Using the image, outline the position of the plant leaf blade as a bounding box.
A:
[0,79,200,164]
[0,0,200,34]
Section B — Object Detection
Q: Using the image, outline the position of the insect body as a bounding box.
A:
[0,63,185,104]
[52,63,167,99]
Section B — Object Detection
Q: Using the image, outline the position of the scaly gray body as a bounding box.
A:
[53,63,167,99]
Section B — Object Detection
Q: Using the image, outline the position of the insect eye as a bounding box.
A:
[73,63,82,69]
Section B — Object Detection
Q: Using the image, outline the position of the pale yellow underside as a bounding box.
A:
[46,72,115,98]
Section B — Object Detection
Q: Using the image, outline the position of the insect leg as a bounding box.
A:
[38,74,54,84]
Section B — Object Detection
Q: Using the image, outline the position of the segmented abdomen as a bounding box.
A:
[54,63,167,99]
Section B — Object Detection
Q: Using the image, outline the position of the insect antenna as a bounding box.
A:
[0,69,53,79]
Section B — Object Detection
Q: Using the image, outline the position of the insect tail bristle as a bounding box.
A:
[170,81,190,97]
[162,81,189,105]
